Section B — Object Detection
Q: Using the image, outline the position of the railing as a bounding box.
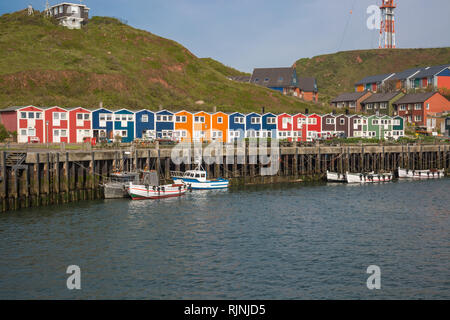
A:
[170,171,184,178]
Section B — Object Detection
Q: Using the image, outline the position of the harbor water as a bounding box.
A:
[0,179,449,299]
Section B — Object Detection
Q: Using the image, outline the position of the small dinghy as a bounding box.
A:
[346,172,394,184]
[398,167,445,179]
[127,183,188,200]
[326,171,347,182]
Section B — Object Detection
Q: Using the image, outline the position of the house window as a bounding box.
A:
[217,117,223,124]
[21,129,27,136]
[414,115,422,122]
[115,115,121,121]
[340,118,345,125]
[84,114,89,120]
[61,130,67,137]
[121,115,127,121]
[267,117,276,124]
[251,117,261,124]
[54,129,59,137]
[59,6,63,14]
[235,117,244,124]
[127,115,133,121]
[77,114,83,120]
[264,78,269,83]
[106,114,112,121]
[21,112,27,119]
[142,114,148,122]
[195,116,205,123]
[308,118,317,125]
[414,104,422,110]
[326,118,335,125]
[60,112,66,120]
[399,105,406,111]
[28,112,35,119]
[28,128,35,136]
[156,115,161,121]
[426,103,430,110]
[380,103,387,109]
[99,114,106,121]
[121,131,127,137]
[373,119,379,125]
[367,104,373,110]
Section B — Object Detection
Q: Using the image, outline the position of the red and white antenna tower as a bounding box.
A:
[379,0,396,49]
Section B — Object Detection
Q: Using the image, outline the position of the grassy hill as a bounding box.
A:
[0,10,326,114]
[295,48,450,102]
[200,58,250,78]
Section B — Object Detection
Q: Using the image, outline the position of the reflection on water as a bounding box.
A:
[0,179,449,299]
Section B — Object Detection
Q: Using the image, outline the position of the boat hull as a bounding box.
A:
[326,171,347,183]
[172,178,229,190]
[103,183,129,199]
[346,172,394,184]
[127,184,188,200]
[398,168,445,179]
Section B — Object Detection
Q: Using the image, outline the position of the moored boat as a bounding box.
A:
[102,172,140,199]
[398,167,445,179]
[346,171,394,184]
[326,171,347,183]
[127,183,188,200]
[171,166,229,190]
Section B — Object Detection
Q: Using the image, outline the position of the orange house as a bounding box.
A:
[174,110,193,142]
[193,111,212,142]
[211,112,229,142]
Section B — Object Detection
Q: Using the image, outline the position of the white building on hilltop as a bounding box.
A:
[49,2,90,29]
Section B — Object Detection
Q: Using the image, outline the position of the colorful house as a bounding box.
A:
[245,112,262,138]
[68,107,92,143]
[211,112,228,142]
[174,110,193,142]
[348,114,363,138]
[193,111,211,142]
[135,110,155,140]
[378,115,394,139]
[228,112,245,142]
[292,113,307,142]
[277,113,293,141]
[262,113,277,138]
[409,64,450,90]
[0,106,20,135]
[335,114,350,137]
[321,114,336,138]
[113,109,135,143]
[360,92,404,116]
[155,110,175,140]
[355,73,395,92]
[15,106,45,143]
[250,67,300,97]
[386,67,422,91]
[45,106,69,143]
[393,92,450,127]
[306,114,322,141]
[92,108,114,141]
[331,91,372,112]
[392,116,405,139]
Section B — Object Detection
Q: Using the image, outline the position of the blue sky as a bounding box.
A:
[1,0,450,73]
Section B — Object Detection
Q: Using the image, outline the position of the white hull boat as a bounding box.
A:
[398,167,445,179]
[346,172,394,184]
[171,165,229,190]
[127,183,188,200]
[326,171,347,182]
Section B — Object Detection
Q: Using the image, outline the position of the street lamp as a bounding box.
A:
[46,121,49,148]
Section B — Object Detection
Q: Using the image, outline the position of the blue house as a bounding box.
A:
[113,109,135,143]
[92,108,114,140]
[135,110,155,139]
[245,112,262,138]
[262,112,277,138]
[228,112,245,142]
[155,110,174,139]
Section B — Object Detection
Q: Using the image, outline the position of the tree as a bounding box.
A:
[0,124,10,142]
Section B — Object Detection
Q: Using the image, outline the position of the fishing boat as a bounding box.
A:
[127,183,188,200]
[398,167,445,179]
[326,171,347,183]
[102,172,140,199]
[346,171,394,184]
[171,165,229,190]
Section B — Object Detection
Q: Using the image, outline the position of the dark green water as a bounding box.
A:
[0,179,449,299]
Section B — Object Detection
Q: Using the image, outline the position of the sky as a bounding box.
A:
[1,0,450,73]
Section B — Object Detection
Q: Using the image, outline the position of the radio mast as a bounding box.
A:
[379,0,397,49]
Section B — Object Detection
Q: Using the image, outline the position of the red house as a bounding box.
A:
[277,113,293,141]
[69,107,92,143]
[292,113,307,142]
[45,106,69,143]
[17,106,45,143]
[306,114,322,141]
[393,92,450,127]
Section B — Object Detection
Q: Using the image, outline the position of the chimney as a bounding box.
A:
[213,106,217,113]
[158,105,163,111]
[99,101,103,109]
[261,106,265,114]
[345,109,350,115]
[305,108,309,115]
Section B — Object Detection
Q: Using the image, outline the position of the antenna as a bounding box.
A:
[379,0,397,49]
[44,0,51,17]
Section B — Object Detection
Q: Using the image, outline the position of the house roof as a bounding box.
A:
[412,64,450,79]
[389,67,423,81]
[250,67,296,88]
[0,106,26,112]
[361,92,403,104]
[298,77,317,92]
[355,73,395,85]
[331,91,370,103]
[393,92,438,104]
[229,76,251,83]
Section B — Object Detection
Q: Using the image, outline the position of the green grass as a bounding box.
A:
[295,48,450,103]
[0,10,325,114]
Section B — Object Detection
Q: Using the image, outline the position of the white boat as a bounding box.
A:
[127,183,188,200]
[398,167,445,179]
[346,172,394,184]
[102,172,140,199]
[326,171,347,182]
[171,166,229,190]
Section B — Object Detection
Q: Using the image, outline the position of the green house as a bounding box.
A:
[392,116,405,139]
[360,92,404,116]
